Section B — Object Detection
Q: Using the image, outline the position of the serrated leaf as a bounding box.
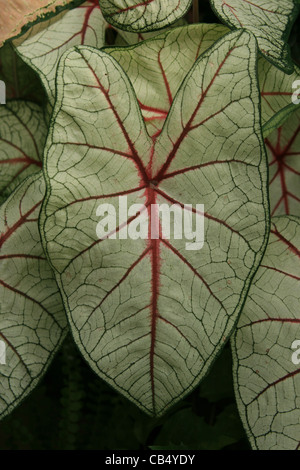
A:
[0,173,67,420]
[210,0,300,73]
[14,0,107,106]
[232,216,300,450]
[0,0,85,47]
[265,108,300,216]
[41,30,269,416]
[0,101,46,205]
[258,58,300,137]
[0,43,45,103]
[99,0,192,32]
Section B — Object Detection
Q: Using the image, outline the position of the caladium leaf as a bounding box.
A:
[0,173,67,420]
[14,0,107,106]
[265,108,300,216]
[41,30,269,416]
[0,43,45,103]
[0,101,47,205]
[106,25,300,140]
[258,58,300,137]
[209,0,300,73]
[99,0,192,32]
[0,0,85,47]
[232,216,300,450]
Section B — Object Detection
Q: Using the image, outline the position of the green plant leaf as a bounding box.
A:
[41,30,269,416]
[210,0,300,73]
[0,173,67,420]
[0,101,46,205]
[0,43,45,104]
[99,0,192,32]
[232,216,300,450]
[0,0,85,47]
[14,0,107,106]
[265,108,300,216]
[259,58,300,138]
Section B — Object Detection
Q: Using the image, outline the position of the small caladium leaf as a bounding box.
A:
[14,0,107,106]
[210,0,300,73]
[0,0,85,47]
[232,216,300,450]
[0,43,45,103]
[0,101,46,205]
[0,173,67,420]
[258,58,300,137]
[265,108,300,216]
[41,30,269,416]
[99,0,192,32]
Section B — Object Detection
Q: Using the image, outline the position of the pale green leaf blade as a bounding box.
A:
[41,30,269,416]
[259,58,300,137]
[210,0,300,73]
[0,101,46,205]
[106,23,230,138]
[232,216,300,450]
[99,0,192,32]
[14,0,107,105]
[0,173,67,420]
[265,108,300,216]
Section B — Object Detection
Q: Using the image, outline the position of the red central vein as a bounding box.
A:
[250,369,300,404]
[158,49,172,106]
[241,317,300,329]
[260,264,300,281]
[154,46,236,180]
[0,201,42,250]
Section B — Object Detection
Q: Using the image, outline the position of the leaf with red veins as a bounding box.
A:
[232,216,300,450]
[210,0,299,73]
[14,0,108,105]
[0,173,67,420]
[99,0,192,32]
[0,101,47,205]
[0,0,85,47]
[106,24,230,139]
[265,108,300,216]
[41,30,269,416]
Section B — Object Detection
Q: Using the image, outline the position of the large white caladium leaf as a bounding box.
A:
[232,216,300,450]
[210,0,300,73]
[265,108,300,216]
[14,0,107,106]
[106,24,300,141]
[99,0,192,32]
[0,0,85,47]
[0,173,67,420]
[0,101,47,205]
[258,59,300,138]
[41,30,269,416]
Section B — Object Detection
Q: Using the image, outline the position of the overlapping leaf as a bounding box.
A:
[210,0,299,73]
[14,0,107,105]
[0,173,67,420]
[99,0,192,32]
[106,25,299,140]
[0,101,46,205]
[41,30,269,415]
[0,0,85,47]
[232,216,300,450]
[265,108,300,216]
[258,59,300,137]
